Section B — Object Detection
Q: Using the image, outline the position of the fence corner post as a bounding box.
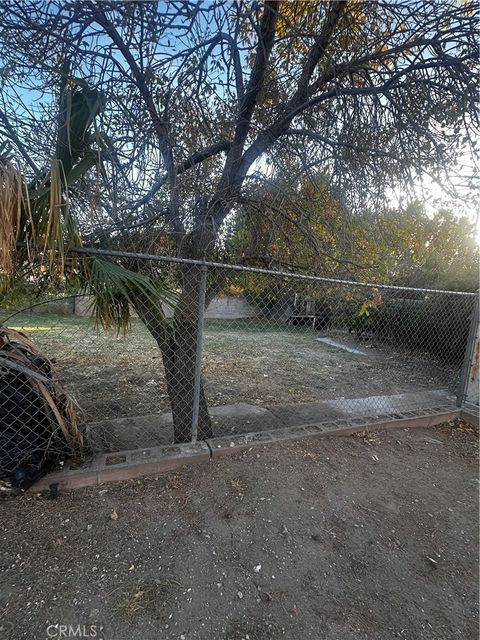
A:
[191,264,208,443]
[457,290,480,409]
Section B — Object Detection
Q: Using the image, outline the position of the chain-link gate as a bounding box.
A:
[0,251,476,488]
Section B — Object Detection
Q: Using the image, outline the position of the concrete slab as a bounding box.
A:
[315,337,367,355]
[211,404,281,436]
[267,402,344,427]
[326,389,455,417]
[210,402,271,418]
[87,391,457,453]
[86,414,173,452]
[87,402,282,451]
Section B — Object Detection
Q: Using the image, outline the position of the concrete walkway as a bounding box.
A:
[87,389,456,452]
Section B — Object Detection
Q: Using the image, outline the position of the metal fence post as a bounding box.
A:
[191,265,207,443]
[457,290,479,408]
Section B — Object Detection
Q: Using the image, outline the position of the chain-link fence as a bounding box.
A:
[0,251,477,488]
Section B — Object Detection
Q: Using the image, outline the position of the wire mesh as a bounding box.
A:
[0,254,476,487]
[0,325,83,490]
[202,266,475,437]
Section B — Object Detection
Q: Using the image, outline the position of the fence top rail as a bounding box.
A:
[71,246,476,297]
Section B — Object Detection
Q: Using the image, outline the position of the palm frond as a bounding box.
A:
[0,326,83,451]
[0,161,27,278]
[0,79,175,336]
[86,257,178,333]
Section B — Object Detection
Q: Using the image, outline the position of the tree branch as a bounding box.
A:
[0,109,40,174]
[126,139,232,213]
[237,0,346,188]
[214,0,280,203]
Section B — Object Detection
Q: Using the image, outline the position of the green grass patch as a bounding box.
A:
[3,313,311,337]
[2,311,93,331]
[203,318,314,335]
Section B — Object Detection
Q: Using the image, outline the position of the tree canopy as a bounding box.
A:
[0,0,478,263]
[229,177,479,291]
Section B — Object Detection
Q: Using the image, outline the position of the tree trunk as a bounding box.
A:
[165,316,212,443]
[132,267,213,443]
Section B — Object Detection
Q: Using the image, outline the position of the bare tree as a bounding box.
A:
[0,0,478,441]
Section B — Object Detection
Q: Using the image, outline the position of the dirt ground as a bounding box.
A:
[202,326,455,409]
[7,314,457,424]
[0,420,478,640]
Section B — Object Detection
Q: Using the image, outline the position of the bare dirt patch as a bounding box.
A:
[202,325,455,408]
[0,420,477,640]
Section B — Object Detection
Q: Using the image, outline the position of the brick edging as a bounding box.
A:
[31,442,210,491]
[29,408,460,492]
[206,409,460,457]
[460,408,480,429]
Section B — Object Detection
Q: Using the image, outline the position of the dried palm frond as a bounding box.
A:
[0,326,82,449]
[0,162,28,278]
[0,158,75,286]
[0,326,83,489]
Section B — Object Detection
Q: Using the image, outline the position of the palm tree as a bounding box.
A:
[0,77,189,470]
[1,73,174,326]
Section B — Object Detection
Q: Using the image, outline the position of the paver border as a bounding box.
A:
[29,407,464,492]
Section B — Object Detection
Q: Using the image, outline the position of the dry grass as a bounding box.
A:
[116,579,180,621]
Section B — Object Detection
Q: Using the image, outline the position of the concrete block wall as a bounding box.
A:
[73,294,258,320]
[29,297,76,316]
[205,296,258,319]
